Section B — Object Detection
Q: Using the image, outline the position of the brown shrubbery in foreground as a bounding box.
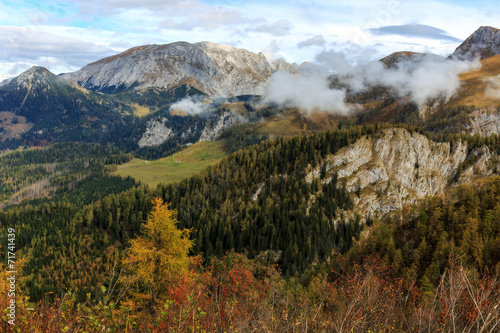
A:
[2,253,499,332]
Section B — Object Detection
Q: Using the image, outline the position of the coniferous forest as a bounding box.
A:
[0,122,499,332]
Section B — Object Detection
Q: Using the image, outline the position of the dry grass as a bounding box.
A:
[223,102,248,116]
[0,111,33,141]
[131,103,152,117]
[169,110,189,116]
[452,54,500,108]
[256,108,341,139]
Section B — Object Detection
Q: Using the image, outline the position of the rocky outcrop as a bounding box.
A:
[271,58,300,74]
[198,111,247,142]
[306,128,499,217]
[467,107,500,136]
[62,42,293,96]
[450,26,500,60]
[8,66,65,97]
[417,98,443,119]
[138,118,173,147]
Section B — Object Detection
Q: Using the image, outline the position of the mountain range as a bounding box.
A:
[0,26,500,163]
[0,25,499,217]
[2,24,500,332]
[0,27,497,149]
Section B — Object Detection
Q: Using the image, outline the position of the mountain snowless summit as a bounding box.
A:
[62,41,298,97]
[379,51,444,69]
[450,26,500,60]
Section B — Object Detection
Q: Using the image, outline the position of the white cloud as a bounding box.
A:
[485,75,500,100]
[170,95,210,115]
[69,0,185,16]
[0,26,112,56]
[261,40,281,61]
[263,70,352,115]
[263,46,481,114]
[316,48,481,106]
[297,35,325,48]
[254,19,293,36]
[0,25,114,75]
[160,4,252,30]
[0,72,11,82]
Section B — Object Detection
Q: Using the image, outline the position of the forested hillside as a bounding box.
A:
[0,126,373,305]
[1,118,500,332]
[0,143,133,206]
[1,174,499,332]
[2,123,500,301]
[349,175,500,277]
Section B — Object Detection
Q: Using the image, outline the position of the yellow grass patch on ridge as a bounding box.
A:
[453,55,500,108]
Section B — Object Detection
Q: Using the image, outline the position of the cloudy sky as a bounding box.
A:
[1,0,499,81]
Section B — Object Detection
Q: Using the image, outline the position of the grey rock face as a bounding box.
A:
[271,58,300,74]
[138,118,173,147]
[198,111,247,142]
[380,51,444,69]
[12,66,56,91]
[450,26,500,60]
[467,107,500,136]
[62,42,292,96]
[306,128,498,218]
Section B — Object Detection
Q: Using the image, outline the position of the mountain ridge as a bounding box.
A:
[61,41,291,96]
[3,26,500,153]
[379,51,444,69]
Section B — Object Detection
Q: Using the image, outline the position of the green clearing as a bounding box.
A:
[113,140,229,187]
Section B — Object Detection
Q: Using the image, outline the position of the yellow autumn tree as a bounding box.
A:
[122,197,193,308]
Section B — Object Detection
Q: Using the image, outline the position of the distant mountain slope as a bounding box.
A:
[379,51,444,69]
[452,54,500,107]
[0,66,219,151]
[0,66,131,147]
[62,41,287,96]
[450,26,500,60]
[5,30,500,154]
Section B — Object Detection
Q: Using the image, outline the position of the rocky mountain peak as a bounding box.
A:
[90,45,158,65]
[271,57,300,74]
[195,41,236,52]
[379,51,444,69]
[8,66,63,91]
[62,41,289,96]
[450,26,500,60]
[16,66,52,79]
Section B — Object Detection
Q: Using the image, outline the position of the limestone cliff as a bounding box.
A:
[467,107,500,136]
[138,118,173,147]
[198,111,246,142]
[306,128,499,218]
